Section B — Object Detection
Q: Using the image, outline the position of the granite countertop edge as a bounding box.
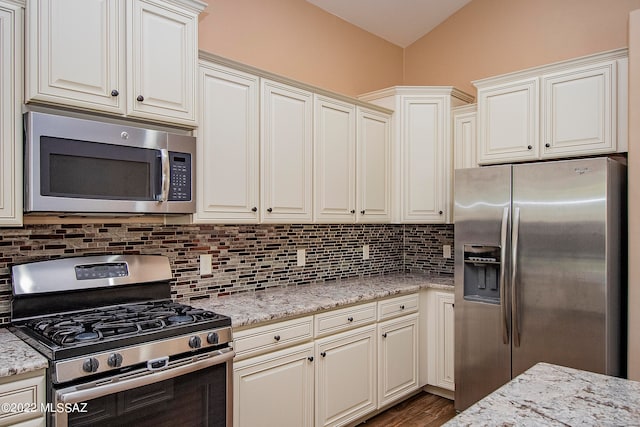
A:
[0,328,48,378]
[191,272,454,329]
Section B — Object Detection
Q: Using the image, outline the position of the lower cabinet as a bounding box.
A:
[0,369,46,427]
[315,325,377,427]
[424,289,455,394]
[378,313,419,408]
[232,293,425,427]
[234,343,315,427]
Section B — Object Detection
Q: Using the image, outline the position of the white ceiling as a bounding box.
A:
[306,0,472,48]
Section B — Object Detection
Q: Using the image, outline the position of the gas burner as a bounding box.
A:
[167,315,194,324]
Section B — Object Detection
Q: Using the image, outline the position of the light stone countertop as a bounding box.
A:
[444,362,640,426]
[0,328,48,378]
[190,273,454,328]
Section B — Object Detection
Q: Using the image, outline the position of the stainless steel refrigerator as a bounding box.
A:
[453,157,625,411]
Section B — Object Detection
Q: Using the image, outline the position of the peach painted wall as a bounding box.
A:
[404,0,640,96]
[198,0,403,97]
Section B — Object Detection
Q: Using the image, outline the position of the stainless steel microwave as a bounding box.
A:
[24,112,195,214]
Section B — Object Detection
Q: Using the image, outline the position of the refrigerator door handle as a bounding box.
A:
[512,207,521,347]
[500,207,509,345]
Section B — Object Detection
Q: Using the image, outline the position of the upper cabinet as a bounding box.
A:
[452,104,477,170]
[25,0,205,127]
[261,79,314,223]
[475,49,628,165]
[359,87,473,224]
[0,0,23,226]
[196,60,260,223]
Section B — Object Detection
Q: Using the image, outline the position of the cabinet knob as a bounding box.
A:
[251,207,257,212]
[382,333,387,338]
[273,335,281,341]
[308,356,314,362]
[545,143,551,148]
[361,210,366,215]
[439,210,443,215]
[350,210,356,214]
[400,305,405,310]
[267,208,273,213]
[111,89,119,97]
[527,145,533,150]
[137,95,144,102]
[347,316,354,322]
[321,352,327,357]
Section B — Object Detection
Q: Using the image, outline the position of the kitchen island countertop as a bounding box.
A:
[191,273,453,328]
[444,362,640,426]
[0,328,48,378]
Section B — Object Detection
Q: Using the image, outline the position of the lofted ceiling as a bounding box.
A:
[305,0,472,48]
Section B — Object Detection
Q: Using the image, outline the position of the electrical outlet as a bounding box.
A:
[443,245,452,259]
[363,244,370,260]
[297,249,306,267]
[200,254,212,275]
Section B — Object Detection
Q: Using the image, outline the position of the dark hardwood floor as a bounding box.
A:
[357,392,456,427]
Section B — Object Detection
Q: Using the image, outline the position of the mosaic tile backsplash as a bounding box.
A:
[0,223,453,324]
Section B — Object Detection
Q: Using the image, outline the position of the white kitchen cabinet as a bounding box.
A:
[359,87,473,224]
[475,49,628,165]
[0,369,46,427]
[233,343,315,427]
[425,289,455,393]
[196,61,259,223]
[0,0,23,226]
[378,313,419,408]
[314,95,357,222]
[356,107,391,223]
[261,79,313,223]
[541,61,616,157]
[452,104,478,170]
[315,324,377,427]
[26,0,203,127]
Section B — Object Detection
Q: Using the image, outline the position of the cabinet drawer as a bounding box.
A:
[377,293,419,321]
[314,302,376,338]
[0,370,45,427]
[233,316,313,360]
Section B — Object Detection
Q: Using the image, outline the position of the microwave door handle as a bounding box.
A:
[159,149,170,202]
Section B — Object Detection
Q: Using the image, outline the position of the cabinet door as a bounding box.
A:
[196,62,259,223]
[541,61,616,158]
[356,107,390,223]
[316,325,377,427]
[0,0,22,226]
[261,80,313,223]
[477,78,539,164]
[127,0,197,125]
[234,343,314,427]
[427,290,455,391]
[401,96,447,223]
[26,0,125,113]
[378,314,419,408]
[453,106,477,170]
[314,95,356,223]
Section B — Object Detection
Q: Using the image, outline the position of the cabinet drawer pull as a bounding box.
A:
[347,316,354,322]
[545,143,551,148]
[267,208,273,213]
[350,210,355,214]
[111,89,119,97]
[308,356,314,362]
[137,95,144,102]
[382,333,387,338]
[439,211,443,215]
[400,305,405,310]
[361,210,366,215]
[527,145,533,150]
[321,352,327,357]
[251,207,257,212]
[273,335,281,341]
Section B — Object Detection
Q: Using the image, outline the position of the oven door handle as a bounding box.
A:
[158,148,170,203]
[56,349,234,404]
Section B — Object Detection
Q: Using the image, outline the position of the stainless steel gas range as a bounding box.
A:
[10,255,233,427]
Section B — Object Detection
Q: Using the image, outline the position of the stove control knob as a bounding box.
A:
[107,353,123,368]
[189,336,202,349]
[207,332,219,345]
[82,357,99,373]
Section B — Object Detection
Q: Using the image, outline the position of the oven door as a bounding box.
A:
[52,349,233,427]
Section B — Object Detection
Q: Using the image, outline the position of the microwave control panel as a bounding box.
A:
[168,152,192,201]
